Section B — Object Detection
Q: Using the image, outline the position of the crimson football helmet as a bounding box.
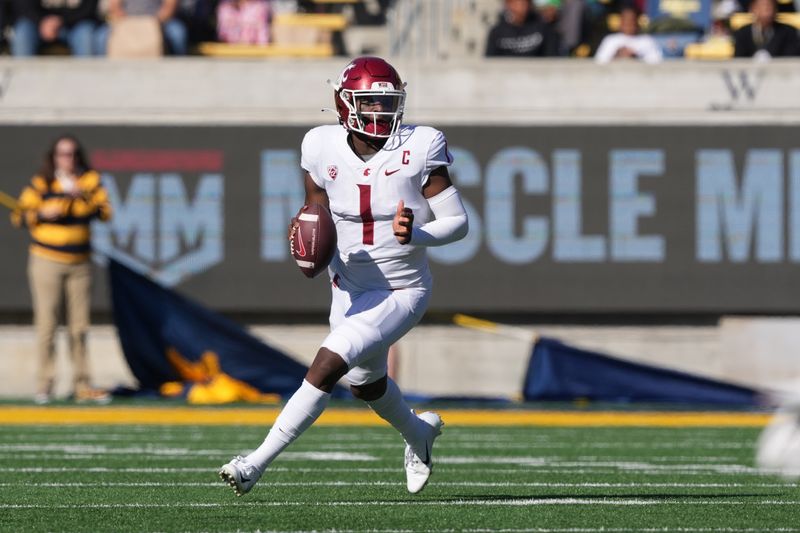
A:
[331,56,406,139]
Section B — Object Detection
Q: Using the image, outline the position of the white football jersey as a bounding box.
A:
[301,124,453,291]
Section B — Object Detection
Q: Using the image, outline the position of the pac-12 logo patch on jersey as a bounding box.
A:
[327,165,338,180]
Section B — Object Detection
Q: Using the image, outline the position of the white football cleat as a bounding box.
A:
[405,411,443,494]
[218,456,261,496]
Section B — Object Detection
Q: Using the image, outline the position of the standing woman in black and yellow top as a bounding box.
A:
[11,135,112,404]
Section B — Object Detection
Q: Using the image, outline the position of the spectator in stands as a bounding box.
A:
[594,4,663,63]
[552,0,593,55]
[10,135,112,404]
[11,0,98,57]
[0,0,9,52]
[537,0,561,26]
[178,0,218,45]
[738,0,798,13]
[536,0,562,46]
[95,0,188,55]
[217,0,270,44]
[734,0,800,58]
[485,0,561,57]
[535,0,590,56]
[705,0,736,41]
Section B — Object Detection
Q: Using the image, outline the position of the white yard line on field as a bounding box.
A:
[1,499,799,509]
[0,465,767,476]
[0,446,378,462]
[0,466,401,473]
[0,481,795,488]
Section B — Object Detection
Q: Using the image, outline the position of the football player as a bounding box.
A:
[220,56,469,496]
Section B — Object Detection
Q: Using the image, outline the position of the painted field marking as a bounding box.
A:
[0,464,782,476]
[0,481,796,489]
[0,407,773,427]
[2,498,799,510]
[0,445,377,462]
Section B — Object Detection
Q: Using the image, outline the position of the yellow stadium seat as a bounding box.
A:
[684,39,735,59]
[197,42,334,57]
[272,13,349,31]
[269,13,348,50]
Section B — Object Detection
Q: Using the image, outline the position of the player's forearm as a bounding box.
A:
[411,187,468,247]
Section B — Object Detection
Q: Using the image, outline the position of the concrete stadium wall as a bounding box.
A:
[0,59,799,125]
[2,320,799,400]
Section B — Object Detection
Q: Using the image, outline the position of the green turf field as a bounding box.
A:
[0,416,798,532]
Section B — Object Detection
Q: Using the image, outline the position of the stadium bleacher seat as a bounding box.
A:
[196,42,334,57]
[683,38,734,59]
[730,12,800,30]
[684,12,800,60]
[271,12,346,48]
[197,13,347,58]
[272,13,348,32]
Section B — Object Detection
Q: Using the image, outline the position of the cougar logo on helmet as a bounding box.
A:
[330,56,406,139]
[339,63,357,84]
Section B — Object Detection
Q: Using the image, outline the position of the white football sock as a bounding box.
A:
[245,379,330,471]
[366,378,430,457]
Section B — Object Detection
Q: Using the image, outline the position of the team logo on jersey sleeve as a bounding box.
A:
[327,165,338,180]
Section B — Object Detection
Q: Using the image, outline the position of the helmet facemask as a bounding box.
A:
[337,85,406,139]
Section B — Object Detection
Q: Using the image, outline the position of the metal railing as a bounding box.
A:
[387,0,498,60]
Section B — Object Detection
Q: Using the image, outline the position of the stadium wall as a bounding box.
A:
[0,59,799,125]
[2,318,799,399]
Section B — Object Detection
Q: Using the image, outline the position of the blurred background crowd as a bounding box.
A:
[0,0,797,61]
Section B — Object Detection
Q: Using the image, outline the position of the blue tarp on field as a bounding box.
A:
[523,337,760,405]
[109,259,348,400]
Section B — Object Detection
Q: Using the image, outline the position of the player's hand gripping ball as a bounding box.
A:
[289,204,337,278]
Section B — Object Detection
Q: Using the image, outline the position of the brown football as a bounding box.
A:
[290,204,337,278]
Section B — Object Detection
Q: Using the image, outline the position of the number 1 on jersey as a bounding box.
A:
[357,184,374,245]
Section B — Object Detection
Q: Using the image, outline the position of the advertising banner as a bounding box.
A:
[1,125,798,314]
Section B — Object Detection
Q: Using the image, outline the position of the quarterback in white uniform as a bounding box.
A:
[220,56,469,496]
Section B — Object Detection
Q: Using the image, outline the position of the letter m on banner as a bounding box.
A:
[91,149,225,286]
[260,149,304,261]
